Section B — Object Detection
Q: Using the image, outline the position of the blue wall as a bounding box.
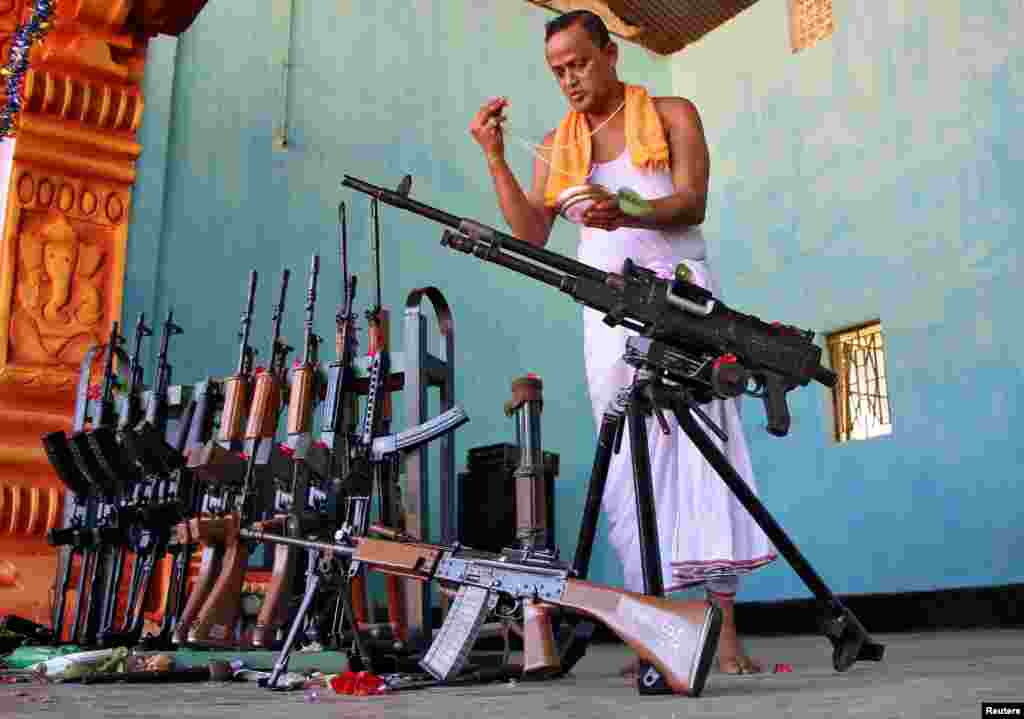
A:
[124,0,1021,602]
[670,0,1023,600]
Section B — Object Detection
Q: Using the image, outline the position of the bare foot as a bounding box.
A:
[710,592,765,675]
[718,653,765,674]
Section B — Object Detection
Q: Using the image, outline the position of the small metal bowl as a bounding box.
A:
[554,184,614,224]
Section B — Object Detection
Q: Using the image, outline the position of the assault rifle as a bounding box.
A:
[252,255,323,648]
[341,175,836,436]
[311,206,361,648]
[318,202,359,491]
[188,269,292,646]
[159,378,220,646]
[233,400,472,688]
[242,528,721,697]
[352,175,414,641]
[92,313,152,645]
[45,324,128,645]
[98,311,189,648]
[175,272,258,645]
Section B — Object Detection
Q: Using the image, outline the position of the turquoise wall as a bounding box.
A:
[123,2,672,590]
[670,0,1022,600]
[123,0,1021,603]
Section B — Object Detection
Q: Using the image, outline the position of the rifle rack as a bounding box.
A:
[350,286,457,649]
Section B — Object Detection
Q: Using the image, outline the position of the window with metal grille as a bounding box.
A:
[826,321,892,442]
[789,0,834,53]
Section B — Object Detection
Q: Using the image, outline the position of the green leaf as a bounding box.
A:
[617,187,654,217]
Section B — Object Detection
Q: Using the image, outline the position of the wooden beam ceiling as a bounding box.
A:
[527,0,762,55]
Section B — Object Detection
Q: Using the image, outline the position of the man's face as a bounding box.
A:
[545,23,618,112]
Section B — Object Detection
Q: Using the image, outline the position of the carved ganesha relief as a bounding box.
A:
[9,211,107,364]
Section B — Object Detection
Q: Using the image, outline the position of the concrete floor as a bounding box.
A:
[3,628,1022,719]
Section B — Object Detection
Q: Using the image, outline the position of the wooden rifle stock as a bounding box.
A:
[250,516,293,648]
[188,513,247,645]
[171,520,224,645]
[558,579,720,695]
[240,527,718,694]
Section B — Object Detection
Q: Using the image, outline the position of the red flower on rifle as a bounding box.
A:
[87,384,102,401]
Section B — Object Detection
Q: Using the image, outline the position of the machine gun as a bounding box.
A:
[242,527,720,697]
[341,175,835,437]
[341,177,885,677]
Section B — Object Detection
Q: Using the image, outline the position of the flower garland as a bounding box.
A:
[0,0,57,139]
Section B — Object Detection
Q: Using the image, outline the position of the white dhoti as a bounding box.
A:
[578,151,777,596]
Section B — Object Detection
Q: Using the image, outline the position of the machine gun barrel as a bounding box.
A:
[341,175,608,284]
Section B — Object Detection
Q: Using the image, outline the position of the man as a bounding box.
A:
[469,10,776,675]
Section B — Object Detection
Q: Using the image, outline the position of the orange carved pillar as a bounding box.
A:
[0,0,209,625]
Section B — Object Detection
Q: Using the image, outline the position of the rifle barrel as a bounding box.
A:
[339,201,348,304]
[270,269,291,370]
[303,255,320,363]
[238,270,258,374]
[240,528,354,559]
[342,175,461,228]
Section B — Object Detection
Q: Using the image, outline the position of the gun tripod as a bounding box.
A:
[557,336,884,695]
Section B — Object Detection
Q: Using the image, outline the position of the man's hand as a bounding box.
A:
[469,97,509,164]
[581,197,628,232]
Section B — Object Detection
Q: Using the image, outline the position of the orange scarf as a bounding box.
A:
[543,84,670,208]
